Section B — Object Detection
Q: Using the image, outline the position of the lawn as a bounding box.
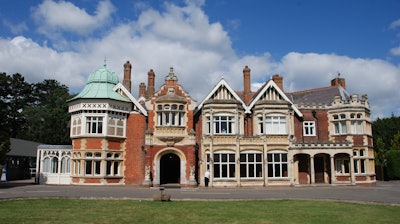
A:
[0,199,399,224]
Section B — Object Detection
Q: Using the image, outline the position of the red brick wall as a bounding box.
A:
[124,113,147,185]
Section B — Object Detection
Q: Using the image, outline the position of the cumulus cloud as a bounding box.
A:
[2,20,28,35]
[0,1,398,119]
[32,0,115,36]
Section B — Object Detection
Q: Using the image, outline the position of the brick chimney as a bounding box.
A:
[139,82,146,98]
[123,61,132,92]
[272,74,283,91]
[331,77,346,89]
[243,66,251,103]
[146,69,155,98]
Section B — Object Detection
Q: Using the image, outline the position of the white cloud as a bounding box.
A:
[390,46,400,56]
[2,20,28,35]
[32,0,115,36]
[389,19,400,30]
[0,1,398,119]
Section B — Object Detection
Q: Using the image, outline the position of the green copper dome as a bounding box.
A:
[69,64,130,102]
[87,64,119,84]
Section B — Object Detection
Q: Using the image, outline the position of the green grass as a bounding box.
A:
[0,199,399,224]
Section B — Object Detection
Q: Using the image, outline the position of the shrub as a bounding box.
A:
[386,150,400,179]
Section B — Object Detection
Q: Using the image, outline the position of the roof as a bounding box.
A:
[8,138,42,157]
[286,85,350,105]
[69,64,131,102]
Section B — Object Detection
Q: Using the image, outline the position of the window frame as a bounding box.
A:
[213,151,236,179]
[303,121,316,136]
[267,151,288,178]
[240,151,263,178]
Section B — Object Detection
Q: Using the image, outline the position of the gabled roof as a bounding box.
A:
[113,83,148,116]
[247,80,303,117]
[286,85,350,105]
[197,78,247,110]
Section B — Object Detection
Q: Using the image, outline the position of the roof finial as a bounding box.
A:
[103,57,107,68]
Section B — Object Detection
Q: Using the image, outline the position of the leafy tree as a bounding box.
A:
[390,131,400,151]
[386,150,400,179]
[0,73,34,137]
[374,137,386,165]
[20,79,72,144]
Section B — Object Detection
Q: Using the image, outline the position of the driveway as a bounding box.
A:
[1,179,399,205]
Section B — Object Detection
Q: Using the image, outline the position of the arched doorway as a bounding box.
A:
[160,153,180,185]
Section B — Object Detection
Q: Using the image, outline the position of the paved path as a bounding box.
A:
[1,179,399,205]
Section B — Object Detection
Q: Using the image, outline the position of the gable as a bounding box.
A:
[197,79,247,111]
[113,83,148,116]
[247,80,302,117]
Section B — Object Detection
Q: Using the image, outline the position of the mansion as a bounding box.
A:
[36,61,376,187]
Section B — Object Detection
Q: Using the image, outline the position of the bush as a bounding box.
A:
[386,150,400,179]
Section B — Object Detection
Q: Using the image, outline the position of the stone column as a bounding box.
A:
[310,156,315,185]
[330,156,335,185]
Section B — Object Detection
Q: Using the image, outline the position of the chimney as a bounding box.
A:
[139,82,146,98]
[243,66,251,94]
[123,61,132,92]
[146,69,155,98]
[272,74,283,91]
[243,66,251,103]
[331,77,346,89]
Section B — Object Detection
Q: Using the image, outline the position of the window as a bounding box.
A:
[336,158,350,174]
[214,116,235,134]
[85,152,101,176]
[157,104,185,126]
[266,116,286,134]
[350,113,363,134]
[86,116,103,134]
[303,121,316,136]
[240,152,263,178]
[60,156,70,173]
[333,114,347,134]
[213,152,235,178]
[205,116,211,134]
[267,152,288,178]
[108,117,125,137]
[71,117,82,136]
[106,153,121,176]
[353,149,366,174]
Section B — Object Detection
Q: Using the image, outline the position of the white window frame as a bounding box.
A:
[267,151,288,178]
[240,151,263,178]
[213,151,236,179]
[213,115,235,134]
[266,115,287,134]
[85,116,104,134]
[84,152,102,176]
[303,121,316,136]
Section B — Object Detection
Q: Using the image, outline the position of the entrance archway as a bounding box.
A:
[295,154,310,184]
[160,153,180,184]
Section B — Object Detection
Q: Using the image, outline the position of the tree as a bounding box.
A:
[0,73,34,138]
[20,79,72,144]
[390,131,400,151]
[374,137,386,165]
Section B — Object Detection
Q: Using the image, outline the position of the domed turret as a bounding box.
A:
[69,63,130,102]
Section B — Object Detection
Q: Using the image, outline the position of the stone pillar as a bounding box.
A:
[330,156,335,185]
[310,156,315,185]
[350,156,356,185]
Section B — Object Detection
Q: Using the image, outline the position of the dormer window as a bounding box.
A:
[157,104,185,126]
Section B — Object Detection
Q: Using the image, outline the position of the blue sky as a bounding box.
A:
[0,0,399,119]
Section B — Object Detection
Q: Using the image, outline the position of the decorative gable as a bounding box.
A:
[197,78,247,111]
[247,80,302,117]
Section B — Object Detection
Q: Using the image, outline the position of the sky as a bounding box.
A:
[0,0,399,119]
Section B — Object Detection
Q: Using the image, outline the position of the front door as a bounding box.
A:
[160,153,180,185]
